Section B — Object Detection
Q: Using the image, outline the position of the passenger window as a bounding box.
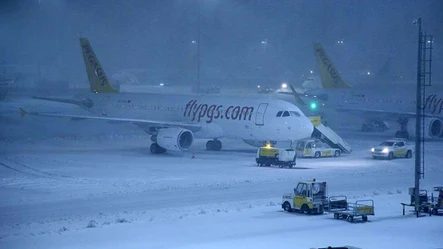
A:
[398,142,404,147]
[277,111,283,117]
[282,111,290,117]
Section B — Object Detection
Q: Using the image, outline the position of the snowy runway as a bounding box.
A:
[1,122,442,248]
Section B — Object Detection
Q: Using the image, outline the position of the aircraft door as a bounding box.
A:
[255,103,268,126]
[100,95,110,116]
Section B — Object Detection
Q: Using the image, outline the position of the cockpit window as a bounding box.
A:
[290,111,301,117]
[282,111,290,117]
[276,111,283,117]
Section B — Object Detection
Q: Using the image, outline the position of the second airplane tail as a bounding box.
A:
[80,38,118,93]
[313,42,351,89]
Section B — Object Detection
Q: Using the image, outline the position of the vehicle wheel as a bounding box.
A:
[314,152,321,158]
[317,206,324,215]
[373,156,377,159]
[432,208,438,215]
[301,204,310,214]
[150,143,158,154]
[150,143,166,154]
[388,152,393,160]
[406,150,412,158]
[347,216,354,222]
[213,140,222,151]
[334,213,339,219]
[362,215,368,222]
[334,150,340,157]
[206,140,214,151]
[282,202,292,212]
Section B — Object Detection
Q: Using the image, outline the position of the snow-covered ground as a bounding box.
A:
[1,100,443,249]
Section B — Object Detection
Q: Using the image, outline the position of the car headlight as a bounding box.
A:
[371,148,375,152]
[382,148,389,153]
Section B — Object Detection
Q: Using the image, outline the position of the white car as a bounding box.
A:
[371,139,414,160]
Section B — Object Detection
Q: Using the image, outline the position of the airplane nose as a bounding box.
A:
[299,117,314,139]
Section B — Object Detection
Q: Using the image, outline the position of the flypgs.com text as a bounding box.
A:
[184,100,254,123]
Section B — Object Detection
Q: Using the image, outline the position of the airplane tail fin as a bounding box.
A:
[313,42,351,89]
[79,38,118,93]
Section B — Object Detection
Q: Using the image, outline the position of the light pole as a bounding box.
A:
[196,0,201,94]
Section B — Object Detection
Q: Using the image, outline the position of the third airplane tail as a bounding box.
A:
[79,38,119,93]
[313,42,351,89]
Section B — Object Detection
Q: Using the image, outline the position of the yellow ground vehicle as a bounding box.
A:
[256,146,296,168]
[295,139,341,158]
[281,179,328,214]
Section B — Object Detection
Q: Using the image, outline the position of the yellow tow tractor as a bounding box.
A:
[281,179,328,214]
[256,145,296,168]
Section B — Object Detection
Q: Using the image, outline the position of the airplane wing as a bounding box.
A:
[19,108,202,132]
[336,106,438,119]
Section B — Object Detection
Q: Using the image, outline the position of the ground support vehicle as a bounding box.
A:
[430,186,443,216]
[256,146,296,168]
[328,195,375,222]
[281,179,328,214]
[295,139,341,158]
[401,188,431,216]
[371,138,413,160]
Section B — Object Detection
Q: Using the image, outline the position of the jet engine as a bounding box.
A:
[156,128,194,151]
[407,118,443,139]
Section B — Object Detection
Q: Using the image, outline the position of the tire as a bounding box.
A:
[301,204,310,214]
[214,140,222,151]
[334,150,340,157]
[206,140,214,151]
[347,215,354,222]
[388,152,393,160]
[150,143,165,154]
[432,208,438,215]
[334,213,339,219]
[314,152,321,158]
[150,143,158,154]
[362,215,368,222]
[317,206,324,215]
[406,150,412,158]
[282,202,292,212]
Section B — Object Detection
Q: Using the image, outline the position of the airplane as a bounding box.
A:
[21,38,314,154]
[277,42,443,140]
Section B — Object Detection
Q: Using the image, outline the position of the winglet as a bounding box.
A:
[313,42,351,89]
[79,38,118,93]
[19,108,27,118]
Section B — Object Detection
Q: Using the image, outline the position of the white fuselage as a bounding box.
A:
[78,92,314,142]
[303,86,443,119]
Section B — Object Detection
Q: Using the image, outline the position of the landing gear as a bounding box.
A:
[395,118,409,139]
[361,119,388,132]
[206,139,222,151]
[150,135,166,154]
[150,143,166,154]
